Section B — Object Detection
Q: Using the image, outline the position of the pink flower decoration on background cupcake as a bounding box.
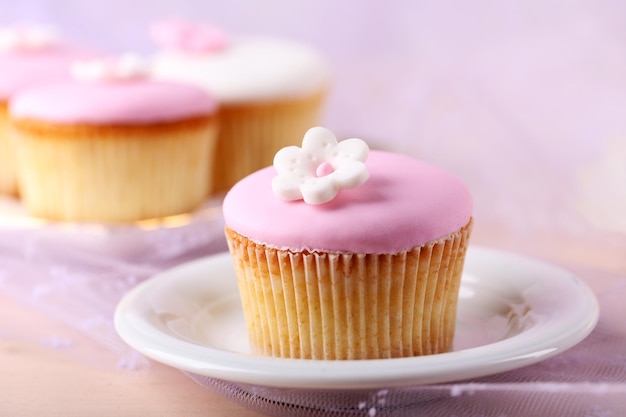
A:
[272,126,370,205]
[150,19,229,53]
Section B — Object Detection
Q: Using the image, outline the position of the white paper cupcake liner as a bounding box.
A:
[211,90,325,193]
[226,219,472,360]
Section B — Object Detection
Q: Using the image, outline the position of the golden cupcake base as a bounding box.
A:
[225,219,473,360]
[10,116,219,223]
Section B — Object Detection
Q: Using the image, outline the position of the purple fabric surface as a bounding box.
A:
[0,212,624,416]
[0,198,228,368]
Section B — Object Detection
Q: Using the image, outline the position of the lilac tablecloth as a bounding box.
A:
[0,203,624,416]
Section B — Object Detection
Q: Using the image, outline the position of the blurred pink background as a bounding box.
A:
[2,0,625,263]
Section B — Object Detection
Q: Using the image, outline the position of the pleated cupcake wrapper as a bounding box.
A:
[211,90,326,193]
[226,220,472,360]
[11,119,218,222]
[0,102,18,196]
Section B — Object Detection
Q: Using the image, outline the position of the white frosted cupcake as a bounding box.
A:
[0,25,94,196]
[223,127,473,360]
[151,20,330,193]
[9,55,219,223]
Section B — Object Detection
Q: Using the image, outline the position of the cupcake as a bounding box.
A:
[223,126,473,360]
[0,24,95,196]
[151,19,330,193]
[9,54,220,223]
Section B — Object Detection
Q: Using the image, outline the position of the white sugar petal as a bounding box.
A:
[300,176,337,205]
[334,138,369,162]
[272,174,304,201]
[333,160,369,189]
[302,126,337,160]
[273,146,312,176]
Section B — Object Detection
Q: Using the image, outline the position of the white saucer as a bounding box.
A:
[114,247,599,389]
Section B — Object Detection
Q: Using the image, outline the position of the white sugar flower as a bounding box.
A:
[0,25,58,52]
[272,126,369,204]
[71,53,150,82]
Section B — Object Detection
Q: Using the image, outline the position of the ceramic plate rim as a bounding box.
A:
[114,246,599,389]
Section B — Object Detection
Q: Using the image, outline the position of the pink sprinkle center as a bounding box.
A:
[316,162,335,177]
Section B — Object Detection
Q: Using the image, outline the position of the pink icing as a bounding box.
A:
[0,45,94,100]
[150,19,229,53]
[223,150,473,254]
[9,80,218,124]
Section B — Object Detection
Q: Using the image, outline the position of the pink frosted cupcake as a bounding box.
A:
[9,55,219,223]
[0,25,95,196]
[223,127,473,360]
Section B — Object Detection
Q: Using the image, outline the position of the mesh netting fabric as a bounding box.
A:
[0,198,228,366]
[0,201,625,415]
[185,307,626,417]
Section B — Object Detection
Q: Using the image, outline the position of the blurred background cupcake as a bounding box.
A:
[9,53,220,223]
[150,19,330,193]
[0,24,95,197]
